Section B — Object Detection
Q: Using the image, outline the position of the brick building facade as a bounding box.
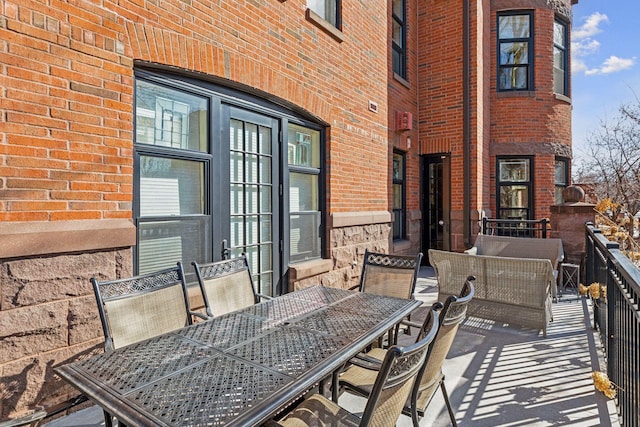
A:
[0,0,575,420]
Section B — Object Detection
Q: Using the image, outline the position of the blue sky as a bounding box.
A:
[571,0,640,163]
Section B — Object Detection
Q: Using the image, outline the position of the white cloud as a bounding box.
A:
[572,12,609,40]
[572,58,588,74]
[571,12,635,76]
[572,39,600,57]
[585,56,636,75]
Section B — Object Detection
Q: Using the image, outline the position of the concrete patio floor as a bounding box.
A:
[43,267,620,427]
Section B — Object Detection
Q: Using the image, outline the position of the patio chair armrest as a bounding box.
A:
[256,293,273,301]
[350,353,383,371]
[464,247,478,255]
[399,319,422,329]
[190,310,211,321]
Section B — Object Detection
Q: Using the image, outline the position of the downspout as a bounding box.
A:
[463,0,471,247]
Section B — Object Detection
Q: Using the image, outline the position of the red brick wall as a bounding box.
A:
[0,0,389,223]
[388,0,420,251]
[489,4,573,220]
[0,0,391,419]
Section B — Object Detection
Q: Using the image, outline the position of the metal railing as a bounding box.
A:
[585,223,640,427]
[481,217,549,238]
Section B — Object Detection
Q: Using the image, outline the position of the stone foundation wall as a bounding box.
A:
[0,249,132,420]
[290,221,392,291]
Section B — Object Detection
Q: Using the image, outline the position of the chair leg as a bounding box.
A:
[411,403,421,427]
[103,410,113,427]
[331,368,341,403]
[440,380,458,427]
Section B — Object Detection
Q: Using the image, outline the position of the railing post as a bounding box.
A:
[605,250,616,381]
[541,218,548,238]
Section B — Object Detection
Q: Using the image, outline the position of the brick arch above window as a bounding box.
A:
[124,22,332,121]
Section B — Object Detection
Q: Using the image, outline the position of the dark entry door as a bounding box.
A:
[422,155,450,259]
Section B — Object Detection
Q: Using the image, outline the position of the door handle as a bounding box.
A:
[221,239,231,260]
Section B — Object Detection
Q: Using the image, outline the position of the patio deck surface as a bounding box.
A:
[44,267,620,427]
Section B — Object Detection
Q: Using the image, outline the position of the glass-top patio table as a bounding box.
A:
[55,285,421,426]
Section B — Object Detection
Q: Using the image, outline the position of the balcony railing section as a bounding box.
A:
[585,222,640,427]
[481,217,549,238]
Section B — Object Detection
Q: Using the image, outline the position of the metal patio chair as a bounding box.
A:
[338,276,476,427]
[351,249,424,343]
[269,305,441,427]
[91,263,206,427]
[192,255,271,317]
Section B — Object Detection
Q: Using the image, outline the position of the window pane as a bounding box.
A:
[393,21,402,46]
[247,215,259,245]
[246,154,259,183]
[393,210,404,240]
[499,159,529,182]
[554,21,565,47]
[500,185,529,209]
[498,15,530,38]
[288,125,320,167]
[500,42,528,65]
[555,160,567,185]
[230,151,243,182]
[261,215,272,242]
[260,156,271,184]
[230,184,243,215]
[261,186,272,213]
[393,183,403,209]
[230,119,243,150]
[135,80,208,152]
[140,156,204,216]
[499,67,528,90]
[246,123,259,153]
[554,47,565,69]
[138,218,209,274]
[392,0,403,17]
[290,173,319,211]
[260,244,272,273]
[308,0,336,25]
[247,184,259,214]
[393,153,403,180]
[554,46,566,94]
[290,213,321,262]
[258,125,271,155]
[393,49,401,75]
[230,216,243,247]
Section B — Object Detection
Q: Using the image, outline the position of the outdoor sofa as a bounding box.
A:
[464,234,564,278]
[429,245,557,337]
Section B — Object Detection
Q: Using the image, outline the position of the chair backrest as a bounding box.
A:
[359,305,440,427]
[192,255,258,317]
[471,234,564,270]
[91,263,193,351]
[358,250,423,299]
[411,276,475,411]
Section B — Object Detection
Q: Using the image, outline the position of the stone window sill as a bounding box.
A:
[289,258,333,282]
[305,9,344,43]
[554,93,571,104]
[497,90,535,98]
